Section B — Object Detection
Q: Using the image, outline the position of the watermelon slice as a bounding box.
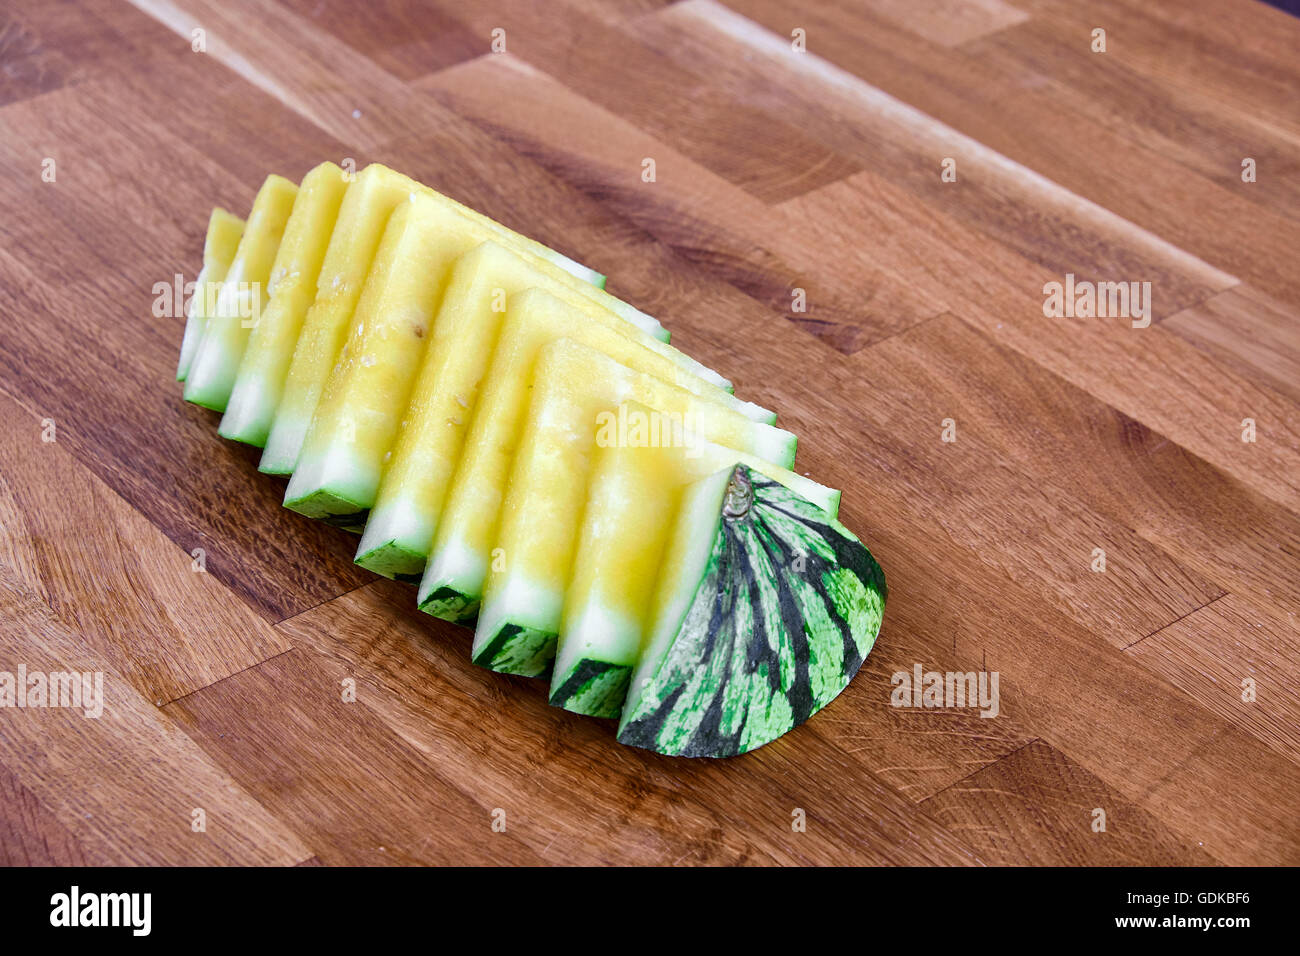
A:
[617,464,885,757]
[220,161,350,447]
[466,337,796,677]
[355,246,753,580]
[183,174,299,411]
[287,209,730,529]
[177,207,245,382]
[173,159,886,759]
[258,165,424,475]
[258,164,643,476]
[551,417,840,718]
[283,194,471,526]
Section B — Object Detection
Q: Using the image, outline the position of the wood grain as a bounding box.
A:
[0,0,1296,865]
[0,567,310,865]
[0,760,93,866]
[432,0,865,203]
[1162,286,1300,402]
[275,579,980,865]
[918,740,1214,866]
[164,647,549,866]
[0,390,290,704]
[727,0,1300,304]
[420,54,939,352]
[1128,595,1300,764]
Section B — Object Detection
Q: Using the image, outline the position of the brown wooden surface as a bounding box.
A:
[0,0,1297,866]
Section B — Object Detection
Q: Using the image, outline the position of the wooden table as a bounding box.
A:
[1,0,1296,866]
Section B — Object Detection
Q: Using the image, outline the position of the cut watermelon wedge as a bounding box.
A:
[183,174,298,411]
[617,464,885,757]
[259,165,424,475]
[177,207,245,382]
[551,415,840,718]
[465,337,796,676]
[283,194,474,526]
[356,249,762,580]
[219,162,350,447]
[259,164,641,476]
[173,159,886,760]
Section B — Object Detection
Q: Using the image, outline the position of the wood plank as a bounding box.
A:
[0,389,289,704]
[117,48,360,195]
[0,0,177,106]
[276,580,981,864]
[1140,724,1300,866]
[560,0,675,22]
[720,0,1300,303]
[1128,594,1300,765]
[273,0,484,81]
[0,760,93,865]
[739,733,984,865]
[919,740,1214,865]
[0,19,79,106]
[1162,285,1300,404]
[862,0,1030,47]
[820,317,1227,648]
[804,614,1037,800]
[163,645,563,866]
[0,79,240,268]
[1010,0,1300,140]
[960,13,1300,218]
[423,0,863,204]
[0,567,310,865]
[127,0,448,149]
[420,54,940,353]
[860,311,1300,634]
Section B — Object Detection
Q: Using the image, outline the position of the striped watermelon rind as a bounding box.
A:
[549,660,633,720]
[472,622,553,677]
[419,586,480,623]
[618,466,885,758]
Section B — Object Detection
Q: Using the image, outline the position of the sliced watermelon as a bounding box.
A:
[356,246,754,581]
[220,162,350,447]
[259,164,641,476]
[258,165,425,475]
[173,160,887,760]
[551,420,840,718]
[177,207,245,382]
[466,338,796,677]
[617,464,885,757]
[182,174,299,411]
[283,194,472,526]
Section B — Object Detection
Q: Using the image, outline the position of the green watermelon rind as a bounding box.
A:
[617,467,885,758]
[419,586,480,624]
[354,538,429,582]
[549,659,633,719]
[472,622,554,677]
